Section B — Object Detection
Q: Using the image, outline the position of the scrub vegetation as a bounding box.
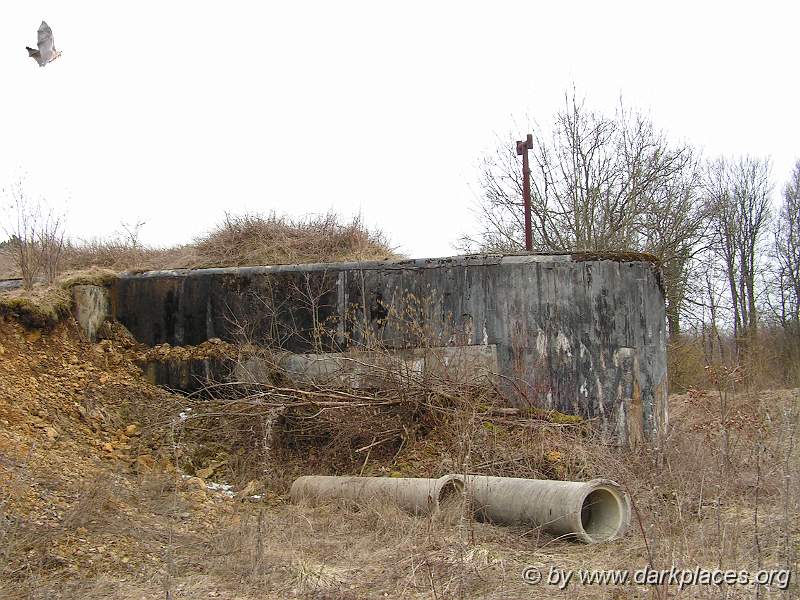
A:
[0,208,396,282]
[0,295,797,598]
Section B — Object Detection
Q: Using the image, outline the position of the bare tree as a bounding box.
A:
[759,161,800,383]
[767,160,800,329]
[638,152,710,335]
[462,93,692,254]
[704,156,772,345]
[461,91,703,336]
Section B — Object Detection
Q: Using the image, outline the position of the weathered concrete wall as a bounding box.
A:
[0,278,22,292]
[140,356,230,391]
[111,254,668,443]
[72,285,111,342]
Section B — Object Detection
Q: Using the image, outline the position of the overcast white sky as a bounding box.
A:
[1,2,798,258]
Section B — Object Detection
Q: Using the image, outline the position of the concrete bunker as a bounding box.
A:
[110,253,668,443]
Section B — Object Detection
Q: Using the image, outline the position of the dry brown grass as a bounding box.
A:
[1,211,397,281]
[0,246,16,279]
[60,241,196,273]
[0,285,73,329]
[2,381,798,599]
[125,354,799,599]
[74,386,800,597]
[0,307,797,598]
[669,328,800,392]
[191,212,397,267]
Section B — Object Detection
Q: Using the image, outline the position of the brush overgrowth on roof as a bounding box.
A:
[191,211,396,267]
[0,211,396,279]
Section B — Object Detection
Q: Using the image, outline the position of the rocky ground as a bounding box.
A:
[0,312,798,599]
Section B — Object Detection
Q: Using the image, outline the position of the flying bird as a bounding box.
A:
[26,21,61,67]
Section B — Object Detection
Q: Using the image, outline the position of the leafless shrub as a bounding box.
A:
[2,183,41,289]
[37,212,66,285]
[1,181,66,289]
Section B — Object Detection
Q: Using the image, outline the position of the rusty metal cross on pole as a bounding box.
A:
[516,133,534,251]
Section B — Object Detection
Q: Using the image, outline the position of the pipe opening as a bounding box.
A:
[438,478,464,506]
[436,478,465,522]
[580,488,623,542]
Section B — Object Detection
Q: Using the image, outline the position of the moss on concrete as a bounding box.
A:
[0,287,72,329]
[58,267,118,289]
[0,268,119,330]
[527,407,584,425]
[570,250,661,266]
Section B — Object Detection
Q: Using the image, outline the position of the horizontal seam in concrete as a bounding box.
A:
[118,252,658,280]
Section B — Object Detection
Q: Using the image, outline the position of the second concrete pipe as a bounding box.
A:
[463,476,631,543]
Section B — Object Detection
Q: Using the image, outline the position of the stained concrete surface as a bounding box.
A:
[111,253,668,443]
[234,344,499,389]
[72,285,111,342]
[0,278,23,292]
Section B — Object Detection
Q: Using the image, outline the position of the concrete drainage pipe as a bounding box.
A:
[289,475,464,516]
[464,476,631,543]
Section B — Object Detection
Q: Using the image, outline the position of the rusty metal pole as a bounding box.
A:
[516,133,534,251]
